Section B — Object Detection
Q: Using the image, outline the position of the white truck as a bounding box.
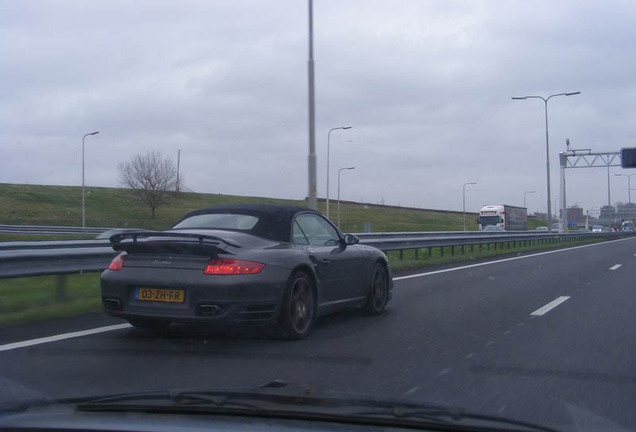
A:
[478,204,528,231]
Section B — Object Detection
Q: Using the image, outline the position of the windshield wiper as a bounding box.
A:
[74,380,560,432]
[349,405,561,432]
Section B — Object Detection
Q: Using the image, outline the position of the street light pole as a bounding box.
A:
[512,91,580,232]
[307,0,317,210]
[607,163,611,208]
[615,173,636,204]
[82,131,99,228]
[462,181,477,231]
[523,190,536,209]
[326,126,352,219]
[337,167,355,228]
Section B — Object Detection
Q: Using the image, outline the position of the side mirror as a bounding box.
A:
[342,233,359,245]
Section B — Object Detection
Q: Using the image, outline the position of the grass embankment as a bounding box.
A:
[0,182,546,234]
[0,183,550,326]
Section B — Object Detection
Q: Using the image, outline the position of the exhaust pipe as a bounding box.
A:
[197,304,221,316]
[103,298,122,310]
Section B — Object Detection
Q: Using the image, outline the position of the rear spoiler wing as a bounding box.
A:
[110,231,242,253]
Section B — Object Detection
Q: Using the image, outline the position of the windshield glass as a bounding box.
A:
[479,216,501,226]
[3,1,636,432]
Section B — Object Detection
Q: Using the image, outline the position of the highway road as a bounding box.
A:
[1,237,636,431]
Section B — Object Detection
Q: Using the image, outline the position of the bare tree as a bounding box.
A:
[118,151,178,219]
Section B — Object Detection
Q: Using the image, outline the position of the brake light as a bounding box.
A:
[204,259,265,275]
[108,253,127,271]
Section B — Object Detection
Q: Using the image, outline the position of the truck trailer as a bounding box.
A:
[478,204,528,231]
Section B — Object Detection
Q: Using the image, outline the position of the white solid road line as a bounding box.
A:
[609,264,622,271]
[393,236,635,281]
[530,296,571,316]
[0,323,131,353]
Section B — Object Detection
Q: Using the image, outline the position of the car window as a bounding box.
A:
[172,214,259,230]
[293,214,340,246]
[292,220,310,245]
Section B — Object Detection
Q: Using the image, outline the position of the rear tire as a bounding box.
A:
[363,263,389,315]
[276,271,316,340]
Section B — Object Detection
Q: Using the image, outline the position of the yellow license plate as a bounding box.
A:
[136,288,185,303]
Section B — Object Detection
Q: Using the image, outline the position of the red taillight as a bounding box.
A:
[204,259,265,275]
[108,253,126,271]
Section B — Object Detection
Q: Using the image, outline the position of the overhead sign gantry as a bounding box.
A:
[559,147,636,232]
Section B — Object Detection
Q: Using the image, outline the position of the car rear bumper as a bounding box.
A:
[100,265,289,325]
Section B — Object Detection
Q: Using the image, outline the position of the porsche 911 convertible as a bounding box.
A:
[100,203,392,339]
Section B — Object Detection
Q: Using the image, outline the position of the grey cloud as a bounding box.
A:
[3,0,636,215]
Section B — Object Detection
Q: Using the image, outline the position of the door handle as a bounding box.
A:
[309,255,331,266]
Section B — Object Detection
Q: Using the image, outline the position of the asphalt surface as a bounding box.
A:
[1,238,636,431]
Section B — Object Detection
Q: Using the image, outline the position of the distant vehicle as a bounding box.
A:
[101,203,392,339]
[551,222,562,232]
[535,226,549,232]
[592,225,603,233]
[621,220,634,231]
[478,204,527,231]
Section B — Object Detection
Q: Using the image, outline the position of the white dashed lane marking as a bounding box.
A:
[530,296,570,316]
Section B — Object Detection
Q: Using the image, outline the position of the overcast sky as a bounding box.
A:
[3,0,636,216]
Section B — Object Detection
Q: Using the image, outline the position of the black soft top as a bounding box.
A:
[173,203,319,242]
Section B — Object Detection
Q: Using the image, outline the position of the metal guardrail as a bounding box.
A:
[356,231,513,239]
[0,229,632,280]
[358,231,622,251]
[0,240,111,251]
[0,224,109,236]
[0,246,116,279]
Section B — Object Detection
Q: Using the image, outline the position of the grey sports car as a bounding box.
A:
[100,203,393,339]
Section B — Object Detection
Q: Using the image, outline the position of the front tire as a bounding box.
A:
[364,263,389,315]
[277,271,316,339]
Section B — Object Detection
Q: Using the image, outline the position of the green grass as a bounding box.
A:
[387,237,604,271]
[0,182,550,239]
[0,183,489,233]
[0,183,542,235]
[0,273,101,326]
